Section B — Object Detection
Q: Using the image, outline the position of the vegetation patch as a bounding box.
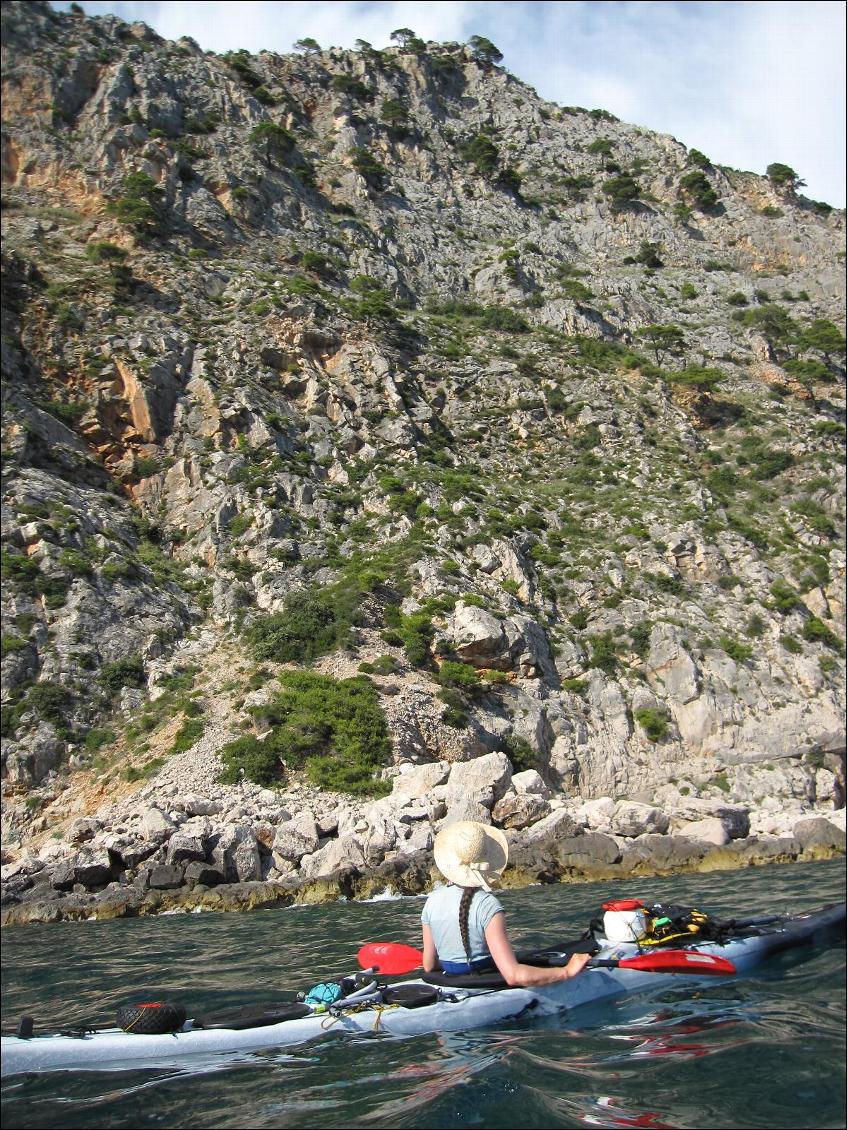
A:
[219,671,391,794]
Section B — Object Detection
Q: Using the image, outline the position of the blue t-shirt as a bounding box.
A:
[421,886,503,965]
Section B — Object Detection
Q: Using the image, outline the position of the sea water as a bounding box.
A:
[1,859,844,1130]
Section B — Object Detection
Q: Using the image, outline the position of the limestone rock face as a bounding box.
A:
[0,2,843,917]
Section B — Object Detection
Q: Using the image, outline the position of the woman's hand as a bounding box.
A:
[558,951,593,981]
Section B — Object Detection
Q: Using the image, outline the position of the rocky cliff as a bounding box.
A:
[1,3,844,922]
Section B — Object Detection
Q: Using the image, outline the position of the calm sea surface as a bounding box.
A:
[2,859,845,1130]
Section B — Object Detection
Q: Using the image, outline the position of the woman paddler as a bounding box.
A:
[421,820,593,986]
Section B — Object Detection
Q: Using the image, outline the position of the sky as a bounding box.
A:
[50,1,846,208]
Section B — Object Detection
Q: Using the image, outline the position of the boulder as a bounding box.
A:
[271,812,320,865]
[793,816,846,852]
[620,834,707,872]
[300,835,366,880]
[50,848,113,891]
[519,808,581,843]
[672,817,730,846]
[210,826,261,883]
[668,800,750,840]
[441,797,492,825]
[146,864,186,890]
[391,761,451,801]
[183,861,224,887]
[610,802,670,837]
[141,807,177,842]
[446,752,512,807]
[69,818,101,843]
[180,795,223,817]
[491,792,551,829]
[511,770,549,797]
[165,834,208,866]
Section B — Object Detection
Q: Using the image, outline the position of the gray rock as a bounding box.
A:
[183,861,225,887]
[146,864,186,890]
[446,752,512,807]
[211,826,262,883]
[793,816,846,851]
[271,812,320,865]
[610,802,670,838]
[491,792,552,829]
[141,807,177,842]
[672,817,730,846]
[51,848,113,891]
[165,834,208,866]
[511,770,550,797]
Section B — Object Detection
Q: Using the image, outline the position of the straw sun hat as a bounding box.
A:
[433,821,509,891]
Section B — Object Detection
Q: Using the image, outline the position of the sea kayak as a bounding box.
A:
[2,901,843,1076]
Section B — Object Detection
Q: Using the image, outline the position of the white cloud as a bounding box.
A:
[50,1,846,204]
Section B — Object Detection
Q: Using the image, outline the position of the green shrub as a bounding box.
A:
[171,717,205,753]
[219,734,281,786]
[679,169,718,209]
[501,734,538,772]
[1,547,69,605]
[562,678,587,694]
[629,622,652,658]
[802,617,843,651]
[460,133,500,175]
[1,634,27,658]
[397,612,434,668]
[480,306,529,333]
[746,614,766,638]
[231,670,392,794]
[587,138,614,157]
[358,654,397,676]
[350,147,389,190]
[380,97,410,137]
[100,655,146,694]
[783,359,834,384]
[468,35,503,66]
[246,584,360,663]
[634,707,669,741]
[437,660,480,688]
[589,632,618,674]
[602,174,641,211]
[27,682,72,726]
[105,171,162,233]
[84,727,116,752]
[766,162,803,190]
[769,578,800,612]
[559,278,594,302]
[719,636,753,663]
[332,74,371,100]
[249,122,296,167]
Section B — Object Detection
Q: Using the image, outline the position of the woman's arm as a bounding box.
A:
[484,913,593,987]
[421,923,440,972]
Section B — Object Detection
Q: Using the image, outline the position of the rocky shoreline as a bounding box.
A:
[3,753,844,926]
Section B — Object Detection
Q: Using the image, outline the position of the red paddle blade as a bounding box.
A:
[618,950,736,976]
[358,942,424,975]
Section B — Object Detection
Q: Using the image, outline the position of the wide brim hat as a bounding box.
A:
[433,820,509,891]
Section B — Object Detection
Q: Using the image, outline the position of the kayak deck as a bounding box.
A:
[2,901,843,1076]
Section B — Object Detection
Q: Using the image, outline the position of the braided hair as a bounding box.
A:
[459,886,477,962]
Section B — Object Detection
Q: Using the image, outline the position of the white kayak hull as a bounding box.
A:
[2,902,843,1076]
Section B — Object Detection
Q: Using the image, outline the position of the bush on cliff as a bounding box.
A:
[220,671,391,794]
[246,585,360,663]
